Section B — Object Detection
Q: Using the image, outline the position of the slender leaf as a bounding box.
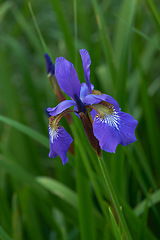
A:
[0,115,48,148]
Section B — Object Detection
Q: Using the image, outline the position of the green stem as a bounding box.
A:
[97,155,132,240]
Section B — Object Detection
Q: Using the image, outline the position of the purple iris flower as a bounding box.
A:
[47,49,138,164]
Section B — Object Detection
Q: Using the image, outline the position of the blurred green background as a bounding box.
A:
[0,0,160,239]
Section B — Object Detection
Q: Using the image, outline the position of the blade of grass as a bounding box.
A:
[1,35,47,133]
[28,2,49,54]
[53,209,67,240]
[75,147,96,240]
[115,0,136,107]
[49,0,75,60]
[97,155,132,240]
[0,189,11,235]
[12,195,22,240]
[91,0,117,86]
[71,116,109,221]
[36,176,78,209]
[0,1,12,21]
[145,0,160,36]
[121,198,158,240]
[134,189,160,217]
[12,7,42,54]
[109,207,122,240]
[135,142,157,190]
[0,115,48,148]
[0,226,13,240]
[140,71,160,174]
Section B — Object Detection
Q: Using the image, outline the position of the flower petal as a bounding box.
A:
[93,110,138,152]
[47,100,76,116]
[79,49,92,94]
[80,83,94,101]
[55,57,81,100]
[49,124,73,164]
[84,94,119,110]
[44,53,55,76]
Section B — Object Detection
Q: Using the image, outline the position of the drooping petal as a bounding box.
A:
[44,53,55,76]
[79,49,92,94]
[115,112,138,146]
[47,100,76,116]
[55,57,81,100]
[93,109,138,153]
[49,117,73,164]
[93,116,120,152]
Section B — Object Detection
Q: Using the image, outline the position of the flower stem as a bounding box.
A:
[97,155,132,240]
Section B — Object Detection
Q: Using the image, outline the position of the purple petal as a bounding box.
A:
[93,111,138,152]
[116,112,138,146]
[49,126,73,164]
[80,83,94,101]
[47,100,76,116]
[83,94,106,105]
[55,57,81,100]
[84,94,120,110]
[44,53,55,76]
[79,49,92,94]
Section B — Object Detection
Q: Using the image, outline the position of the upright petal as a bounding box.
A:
[80,83,94,101]
[49,117,73,164]
[47,100,76,116]
[92,103,138,152]
[79,49,92,94]
[55,57,81,100]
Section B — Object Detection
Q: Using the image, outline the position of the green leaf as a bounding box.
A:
[134,189,160,217]
[0,226,12,240]
[75,147,96,240]
[0,1,12,22]
[109,207,122,240]
[91,0,117,85]
[146,0,160,36]
[115,0,136,106]
[36,176,78,209]
[0,115,48,148]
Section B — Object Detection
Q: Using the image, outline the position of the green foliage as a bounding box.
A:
[0,0,160,239]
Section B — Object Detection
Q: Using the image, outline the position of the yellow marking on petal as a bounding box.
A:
[87,101,120,130]
[92,90,103,95]
[49,116,59,143]
[91,101,115,118]
[49,116,58,130]
[49,108,75,131]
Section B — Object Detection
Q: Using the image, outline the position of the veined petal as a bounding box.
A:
[79,49,92,94]
[93,117,119,152]
[116,112,138,146]
[92,106,138,152]
[49,116,73,164]
[55,57,81,100]
[47,100,76,116]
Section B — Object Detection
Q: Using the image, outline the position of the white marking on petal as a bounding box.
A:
[49,125,58,143]
[99,110,120,130]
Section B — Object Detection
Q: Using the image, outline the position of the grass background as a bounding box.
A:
[0,0,160,239]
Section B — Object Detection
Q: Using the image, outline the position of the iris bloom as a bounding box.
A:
[46,49,138,164]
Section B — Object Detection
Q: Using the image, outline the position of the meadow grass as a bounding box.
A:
[0,0,160,239]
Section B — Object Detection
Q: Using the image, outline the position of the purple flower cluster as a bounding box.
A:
[46,49,138,164]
